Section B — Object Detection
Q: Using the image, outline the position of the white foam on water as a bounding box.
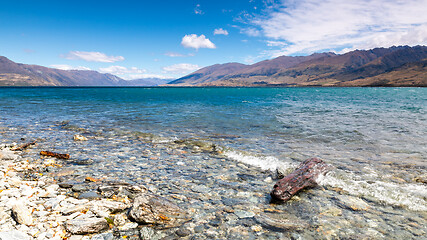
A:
[224,150,296,171]
[317,171,427,211]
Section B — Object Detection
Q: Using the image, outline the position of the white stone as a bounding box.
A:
[118,222,138,231]
[0,230,31,240]
[11,201,33,226]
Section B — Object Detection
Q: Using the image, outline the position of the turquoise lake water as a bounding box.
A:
[0,87,426,238]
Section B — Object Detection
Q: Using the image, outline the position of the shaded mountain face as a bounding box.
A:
[169,46,427,87]
[0,56,127,86]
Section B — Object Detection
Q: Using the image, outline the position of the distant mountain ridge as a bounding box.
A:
[0,56,170,86]
[168,46,427,87]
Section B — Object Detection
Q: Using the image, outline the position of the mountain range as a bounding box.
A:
[0,56,170,86]
[0,45,426,87]
[168,46,427,87]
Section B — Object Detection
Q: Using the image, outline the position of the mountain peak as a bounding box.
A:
[168,46,427,87]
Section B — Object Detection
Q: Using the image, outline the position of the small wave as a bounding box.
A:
[317,171,427,211]
[224,150,296,171]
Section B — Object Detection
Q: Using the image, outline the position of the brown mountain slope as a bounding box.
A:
[169,62,248,85]
[0,56,126,86]
[169,46,427,87]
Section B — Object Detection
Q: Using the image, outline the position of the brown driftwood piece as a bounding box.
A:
[11,140,37,151]
[40,151,70,159]
[271,157,330,202]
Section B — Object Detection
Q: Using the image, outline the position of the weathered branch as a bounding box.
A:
[40,151,70,159]
[271,158,330,202]
[11,141,37,151]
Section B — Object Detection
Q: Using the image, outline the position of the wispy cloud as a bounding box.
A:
[99,65,145,75]
[164,52,195,57]
[241,27,260,37]
[63,51,125,62]
[250,0,427,56]
[181,34,216,50]
[162,63,201,74]
[194,4,204,15]
[50,64,91,71]
[214,28,229,35]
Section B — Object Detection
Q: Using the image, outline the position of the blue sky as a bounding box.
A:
[1,0,426,80]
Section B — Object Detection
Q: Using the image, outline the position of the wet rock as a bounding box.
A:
[11,201,33,226]
[79,191,101,200]
[98,184,143,199]
[234,210,255,219]
[59,181,77,188]
[0,230,31,240]
[254,212,309,231]
[194,225,204,233]
[129,192,191,228]
[336,195,370,211]
[72,184,88,192]
[65,216,109,234]
[176,226,191,237]
[68,158,94,165]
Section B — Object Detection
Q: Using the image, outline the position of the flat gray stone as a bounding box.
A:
[65,217,109,234]
[129,192,191,228]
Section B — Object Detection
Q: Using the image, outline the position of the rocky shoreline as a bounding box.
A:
[1,133,426,240]
[0,144,197,240]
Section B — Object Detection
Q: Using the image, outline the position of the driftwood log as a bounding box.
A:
[11,140,37,151]
[271,158,330,202]
[40,151,70,159]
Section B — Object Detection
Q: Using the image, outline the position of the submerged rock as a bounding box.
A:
[73,134,88,141]
[336,195,370,211]
[254,212,309,231]
[129,192,191,228]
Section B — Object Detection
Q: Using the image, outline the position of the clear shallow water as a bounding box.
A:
[0,87,426,239]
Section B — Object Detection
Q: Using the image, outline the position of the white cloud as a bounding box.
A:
[162,63,201,74]
[126,73,173,80]
[181,34,216,50]
[99,66,146,75]
[241,27,261,37]
[251,0,427,56]
[50,64,91,71]
[214,28,229,35]
[194,4,204,15]
[266,40,287,47]
[63,51,125,62]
